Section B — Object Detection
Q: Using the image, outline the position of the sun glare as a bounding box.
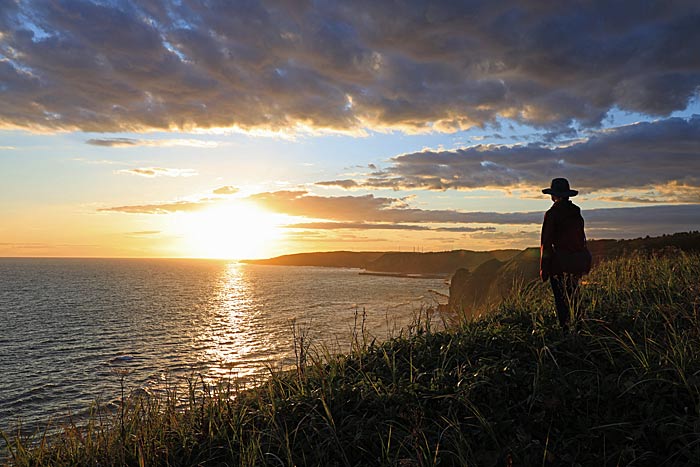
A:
[177,202,284,259]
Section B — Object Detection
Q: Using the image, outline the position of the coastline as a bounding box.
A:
[358,270,449,279]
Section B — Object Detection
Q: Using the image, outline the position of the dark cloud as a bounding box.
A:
[286,222,495,232]
[288,222,430,230]
[468,230,538,242]
[212,185,240,195]
[1,1,699,132]
[336,116,700,194]
[87,138,139,147]
[584,204,700,228]
[315,179,360,189]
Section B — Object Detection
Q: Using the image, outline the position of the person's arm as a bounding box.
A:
[540,210,554,281]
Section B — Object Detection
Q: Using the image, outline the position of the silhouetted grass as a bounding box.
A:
[2,252,699,466]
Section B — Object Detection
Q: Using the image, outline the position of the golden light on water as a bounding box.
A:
[177,201,285,259]
[199,263,259,381]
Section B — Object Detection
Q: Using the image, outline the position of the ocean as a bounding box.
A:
[0,258,448,431]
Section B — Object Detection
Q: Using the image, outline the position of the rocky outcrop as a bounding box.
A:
[447,248,540,318]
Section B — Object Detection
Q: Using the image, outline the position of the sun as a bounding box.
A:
[177,201,284,259]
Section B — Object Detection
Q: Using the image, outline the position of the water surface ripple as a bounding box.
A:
[0,258,447,430]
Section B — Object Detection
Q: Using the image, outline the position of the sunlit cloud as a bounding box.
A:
[116,167,198,178]
[212,185,240,195]
[594,182,700,204]
[1,1,698,133]
[86,138,219,148]
[71,158,122,165]
[124,230,162,237]
[0,242,54,249]
[98,188,700,240]
[0,242,98,249]
[99,199,217,214]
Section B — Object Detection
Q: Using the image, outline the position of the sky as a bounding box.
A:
[1,0,699,259]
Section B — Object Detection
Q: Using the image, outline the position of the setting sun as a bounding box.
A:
[175,202,285,259]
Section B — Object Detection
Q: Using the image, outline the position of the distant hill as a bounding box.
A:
[242,251,385,269]
[448,231,700,317]
[243,249,520,276]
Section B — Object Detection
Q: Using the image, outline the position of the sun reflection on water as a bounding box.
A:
[196,262,287,385]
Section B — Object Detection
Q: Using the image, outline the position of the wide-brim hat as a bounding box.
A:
[542,178,578,197]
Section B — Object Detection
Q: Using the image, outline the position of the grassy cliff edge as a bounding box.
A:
[3,252,700,466]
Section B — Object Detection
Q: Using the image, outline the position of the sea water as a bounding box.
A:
[0,258,448,431]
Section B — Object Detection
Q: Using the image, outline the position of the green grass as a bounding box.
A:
[3,252,700,466]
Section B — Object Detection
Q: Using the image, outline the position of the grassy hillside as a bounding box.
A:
[449,231,700,316]
[3,252,700,466]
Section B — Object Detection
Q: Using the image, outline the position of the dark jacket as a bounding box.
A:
[540,199,588,277]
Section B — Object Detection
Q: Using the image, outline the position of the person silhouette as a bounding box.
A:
[540,178,591,332]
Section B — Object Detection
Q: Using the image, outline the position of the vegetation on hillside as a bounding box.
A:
[448,231,700,315]
[3,252,700,466]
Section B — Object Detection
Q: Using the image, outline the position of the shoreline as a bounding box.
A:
[358,270,449,279]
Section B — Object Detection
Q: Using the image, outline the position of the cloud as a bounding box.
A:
[212,185,240,195]
[99,199,215,214]
[116,167,198,177]
[595,182,700,204]
[125,230,162,237]
[286,222,495,232]
[0,242,54,249]
[0,242,97,249]
[1,1,698,133]
[98,188,700,239]
[86,138,218,148]
[247,190,541,224]
[330,116,700,196]
[468,230,539,241]
[315,179,360,189]
[246,190,700,237]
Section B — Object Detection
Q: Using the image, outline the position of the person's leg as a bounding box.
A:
[566,274,582,324]
[550,275,570,330]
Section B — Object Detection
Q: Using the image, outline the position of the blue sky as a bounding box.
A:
[1,1,699,258]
